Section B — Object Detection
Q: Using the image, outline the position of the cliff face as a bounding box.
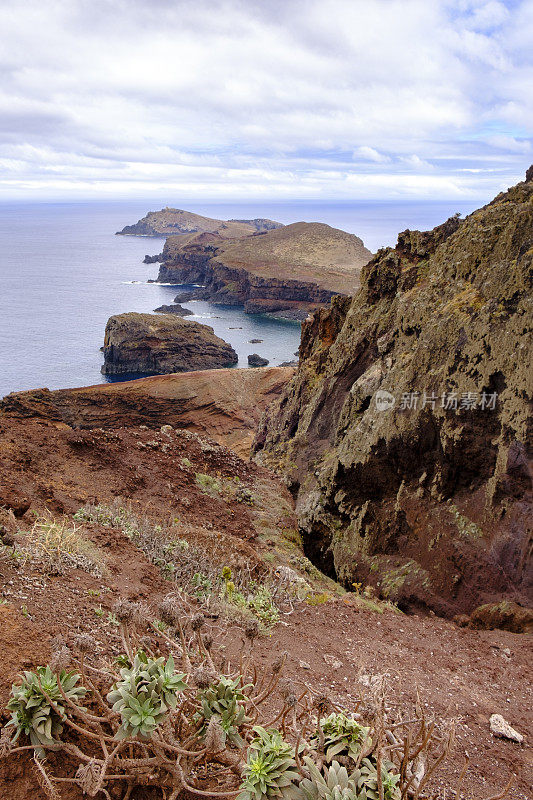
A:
[254,172,533,616]
[101,312,238,375]
[116,207,283,237]
[157,222,372,317]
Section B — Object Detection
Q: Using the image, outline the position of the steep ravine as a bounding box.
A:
[253,169,533,619]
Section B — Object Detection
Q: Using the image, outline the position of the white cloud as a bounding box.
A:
[0,0,530,200]
[485,135,531,153]
[354,147,390,163]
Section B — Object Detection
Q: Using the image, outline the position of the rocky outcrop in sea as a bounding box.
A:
[101,312,238,375]
[154,222,372,317]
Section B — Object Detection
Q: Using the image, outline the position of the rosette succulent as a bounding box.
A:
[195,676,251,748]
[298,759,360,800]
[7,666,86,753]
[107,651,187,740]
[238,727,300,800]
[352,758,400,800]
[313,713,371,763]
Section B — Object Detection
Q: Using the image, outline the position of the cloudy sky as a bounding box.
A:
[0,0,531,201]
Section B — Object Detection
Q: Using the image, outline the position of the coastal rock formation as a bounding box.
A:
[248,353,269,367]
[117,207,283,237]
[156,222,372,315]
[1,366,294,457]
[153,303,193,316]
[254,170,533,616]
[101,312,237,375]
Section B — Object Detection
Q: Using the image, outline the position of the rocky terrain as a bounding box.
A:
[1,366,294,458]
[155,222,372,319]
[0,366,530,798]
[254,170,533,623]
[116,207,283,237]
[101,312,238,375]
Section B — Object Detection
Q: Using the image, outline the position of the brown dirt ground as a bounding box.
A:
[0,417,531,799]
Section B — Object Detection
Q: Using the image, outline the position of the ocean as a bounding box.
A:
[0,198,480,398]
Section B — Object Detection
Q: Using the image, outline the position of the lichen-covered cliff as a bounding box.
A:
[101,312,238,375]
[156,222,372,318]
[254,170,533,616]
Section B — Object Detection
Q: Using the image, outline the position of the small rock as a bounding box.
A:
[489,714,523,743]
[275,566,308,586]
[299,660,311,670]
[248,353,269,367]
[249,339,263,343]
[323,654,343,670]
[160,425,173,436]
[0,530,15,547]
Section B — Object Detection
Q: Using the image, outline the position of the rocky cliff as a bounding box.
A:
[101,312,238,375]
[254,170,533,616]
[116,207,283,237]
[157,222,372,318]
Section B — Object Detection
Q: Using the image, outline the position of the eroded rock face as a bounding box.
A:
[101,312,238,375]
[254,171,533,616]
[1,366,294,458]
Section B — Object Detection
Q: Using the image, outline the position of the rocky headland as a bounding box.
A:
[101,312,238,375]
[254,169,533,620]
[155,221,372,319]
[116,206,283,237]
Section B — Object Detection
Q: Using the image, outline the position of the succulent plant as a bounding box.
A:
[298,758,360,800]
[107,651,187,740]
[6,666,86,753]
[195,676,251,748]
[238,727,300,800]
[352,758,400,800]
[298,756,400,800]
[313,713,372,763]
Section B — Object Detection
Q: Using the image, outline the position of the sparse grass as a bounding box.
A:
[195,472,222,495]
[74,500,286,631]
[18,513,106,577]
[448,503,483,539]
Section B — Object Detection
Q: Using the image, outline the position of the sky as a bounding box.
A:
[0,0,532,202]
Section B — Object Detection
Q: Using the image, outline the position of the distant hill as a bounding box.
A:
[212,221,373,295]
[116,207,283,237]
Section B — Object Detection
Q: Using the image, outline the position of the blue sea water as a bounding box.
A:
[0,198,480,398]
